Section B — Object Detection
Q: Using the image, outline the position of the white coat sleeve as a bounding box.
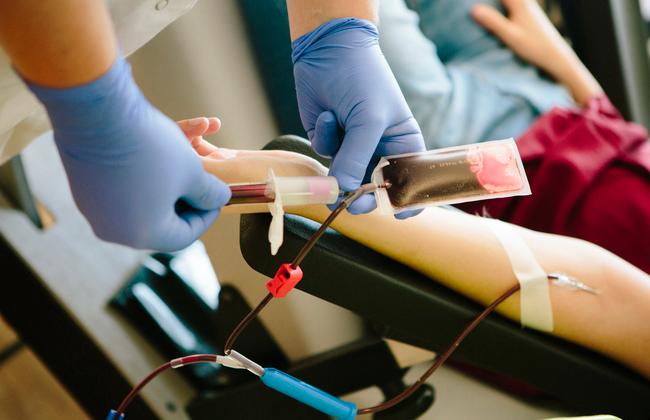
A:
[0,0,197,165]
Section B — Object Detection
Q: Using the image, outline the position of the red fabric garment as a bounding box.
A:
[458,95,650,273]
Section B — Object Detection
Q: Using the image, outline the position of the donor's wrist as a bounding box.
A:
[291,18,379,63]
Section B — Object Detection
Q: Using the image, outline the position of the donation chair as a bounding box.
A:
[235,136,650,420]
[227,1,650,418]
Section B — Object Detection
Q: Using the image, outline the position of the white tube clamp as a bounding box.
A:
[266,170,339,255]
[267,170,284,255]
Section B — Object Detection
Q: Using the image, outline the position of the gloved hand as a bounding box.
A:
[292,18,426,215]
[27,57,230,251]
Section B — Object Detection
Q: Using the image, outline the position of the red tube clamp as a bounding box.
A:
[266,264,303,297]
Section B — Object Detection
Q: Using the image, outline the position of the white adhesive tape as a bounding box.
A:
[485,219,554,332]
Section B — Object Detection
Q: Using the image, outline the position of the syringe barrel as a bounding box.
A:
[273,176,339,206]
[227,176,339,207]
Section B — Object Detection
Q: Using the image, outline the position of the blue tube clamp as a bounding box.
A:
[261,368,357,420]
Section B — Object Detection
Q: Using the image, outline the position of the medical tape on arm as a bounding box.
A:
[485,218,554,332]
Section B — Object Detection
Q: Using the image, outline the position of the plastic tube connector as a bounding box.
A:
[106,410,125,420]
[267,170,340,255]
[266,263,303,297]
[261,368,357,420]
[225,350,265,376]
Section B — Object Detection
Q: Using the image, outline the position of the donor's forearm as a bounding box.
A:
[202,146,650,377]
[294,204,650,378]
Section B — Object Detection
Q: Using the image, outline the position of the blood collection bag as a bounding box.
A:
[372,139,530,214]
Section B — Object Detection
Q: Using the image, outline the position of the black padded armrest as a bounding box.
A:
[240,136,650,419]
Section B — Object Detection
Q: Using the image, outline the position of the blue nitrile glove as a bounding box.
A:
[27,57,230,251]
[292,18,426,216]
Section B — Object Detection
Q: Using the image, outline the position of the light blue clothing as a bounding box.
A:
[379,0,575,149]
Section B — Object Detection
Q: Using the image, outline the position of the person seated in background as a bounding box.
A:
[377,0,594,149]
[174,115,650,380]
[379,0,650,272]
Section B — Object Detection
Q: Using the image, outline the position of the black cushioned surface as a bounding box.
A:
[239,136,650,419]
